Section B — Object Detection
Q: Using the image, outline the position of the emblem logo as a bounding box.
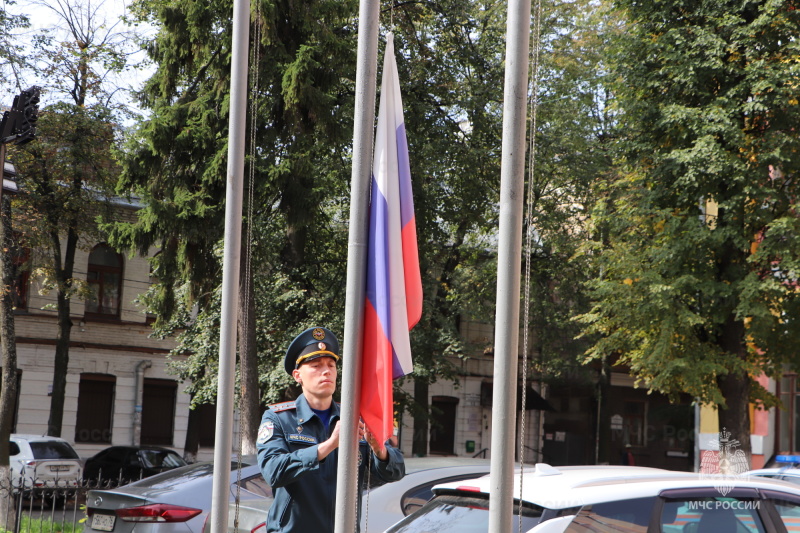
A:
[312,328,326,340]
[699,427,749,496]
[318,342,326,350]
[94,496,103,506]
[257,421,275,444]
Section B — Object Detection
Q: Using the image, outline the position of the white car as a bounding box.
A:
[386,463,800,532]
[10,434,83,493]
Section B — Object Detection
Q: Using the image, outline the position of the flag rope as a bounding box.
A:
[518,0,545,529]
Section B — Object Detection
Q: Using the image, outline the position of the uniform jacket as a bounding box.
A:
[257,394,405,533]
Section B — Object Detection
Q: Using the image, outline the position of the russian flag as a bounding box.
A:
[361,33,423,445]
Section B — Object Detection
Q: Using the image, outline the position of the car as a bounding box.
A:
[9,434,83,494]
[360,457,493,532]
[207,457,495,533]
[748,454,800,487]
[85,458,267,533]
[83,445,188,487]
[385,463,800,532]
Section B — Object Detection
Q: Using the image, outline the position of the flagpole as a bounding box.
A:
[209,0,249,529]
[488,0,531,530]
[334,0,381,531]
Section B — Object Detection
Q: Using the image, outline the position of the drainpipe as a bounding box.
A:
[132,360,152,445]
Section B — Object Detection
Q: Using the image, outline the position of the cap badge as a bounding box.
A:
[312,328,326,340]
[318,342,326,350]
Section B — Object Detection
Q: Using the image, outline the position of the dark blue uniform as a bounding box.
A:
[257,394,405,533]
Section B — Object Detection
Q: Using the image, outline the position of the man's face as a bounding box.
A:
[293,356,337,398]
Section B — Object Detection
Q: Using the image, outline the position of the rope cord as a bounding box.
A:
[233,4,263,529]
[518,0,544,530]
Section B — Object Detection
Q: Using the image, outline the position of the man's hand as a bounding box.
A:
[359,421,388,461]
[317,420,341,460]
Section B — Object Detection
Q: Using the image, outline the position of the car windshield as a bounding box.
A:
[385,494,542,533]
[140,450,187,469]
[29,441,79,459]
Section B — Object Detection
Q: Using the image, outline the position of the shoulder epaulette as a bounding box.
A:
[270,401,296,413]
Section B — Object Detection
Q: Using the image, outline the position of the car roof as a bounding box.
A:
[431,463,800,508]
[101,445,179,451]
[11,434,70,443]
[749,467,800,476]
[403,457,491,474]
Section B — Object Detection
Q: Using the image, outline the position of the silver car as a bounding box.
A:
[85,459,267,533]
[206,457,493,533]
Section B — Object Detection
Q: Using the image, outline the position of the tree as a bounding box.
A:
[579,0,800,457]
[109,0,360,456]
[11,102,119,437]
[6,0,140,437]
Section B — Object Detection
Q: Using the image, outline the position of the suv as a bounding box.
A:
[386,463,800,532]
[10,434,83,492]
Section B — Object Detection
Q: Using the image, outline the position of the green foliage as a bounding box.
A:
[10,102,120,290]
[2,514,85,533]
[579,0,800,410]
[0,1,30,92]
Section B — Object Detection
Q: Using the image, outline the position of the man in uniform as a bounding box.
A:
[257,326,405,532]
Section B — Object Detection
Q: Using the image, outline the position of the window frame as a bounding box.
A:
[85,243,123,319]
[75,373,116,444]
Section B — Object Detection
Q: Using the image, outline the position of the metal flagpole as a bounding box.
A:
[488,0,532,529]
[209,0,249,529]
[334,0,381,531]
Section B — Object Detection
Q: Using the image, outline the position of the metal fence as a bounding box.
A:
[0,477,133,533]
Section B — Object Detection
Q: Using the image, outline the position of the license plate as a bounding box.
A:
[91,514,115,532]
[49,465,69,472]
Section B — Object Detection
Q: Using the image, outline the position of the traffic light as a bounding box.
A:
[0,86,41,146]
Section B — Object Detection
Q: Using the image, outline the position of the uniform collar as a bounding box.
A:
[295,393,340,425]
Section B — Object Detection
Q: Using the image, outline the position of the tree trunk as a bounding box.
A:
[47,229,78,437]
[183,401,200,463]
[0,190,19,531]
[412,379,429,457]
[718,312,752,461]
[238,247,259,456]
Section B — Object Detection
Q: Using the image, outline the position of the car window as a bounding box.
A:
[140,450,186,468]
[386,494,542,533]
[239,474,273,498]
[659,497,764,533]
[9,442,20,456]
[763,492,800,532]
[400,473,494,516]
[29,441,79,459]
[565,497,656,533]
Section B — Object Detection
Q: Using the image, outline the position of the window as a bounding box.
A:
[196,403,216,447]
[240,473,273,498]
[75,373,116,443]
[623,401,646,447]
[85,244,123,317]
[430,396,459,455]
[10,233,30,311]
[29,441,80,459]
[659,493,765,533]
[566,497,656,532]
[763,490,800,532]
[141,378,177,446]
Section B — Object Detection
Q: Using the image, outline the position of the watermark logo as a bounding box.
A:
[699,428,749,496]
